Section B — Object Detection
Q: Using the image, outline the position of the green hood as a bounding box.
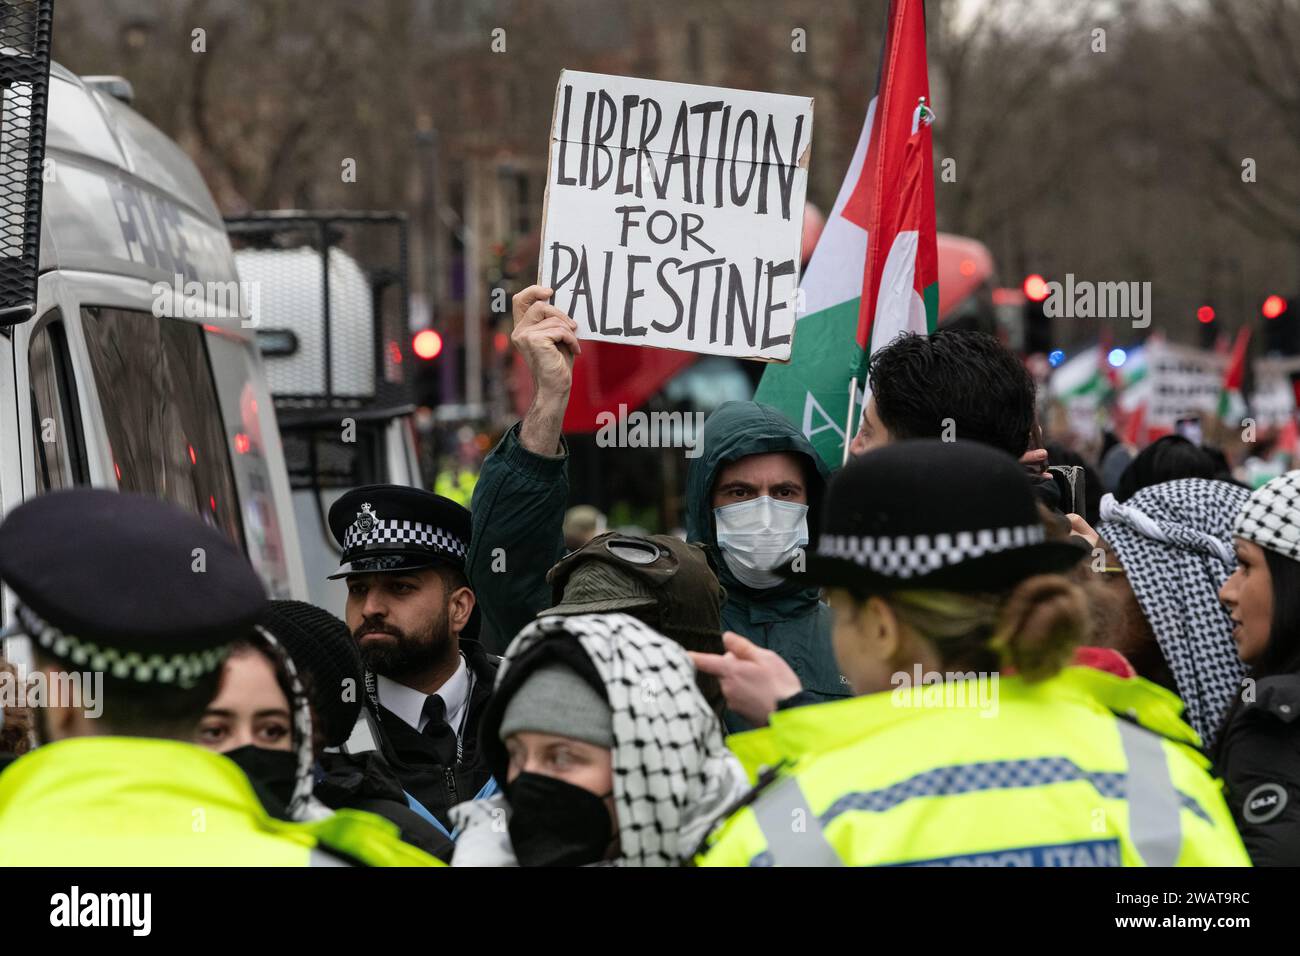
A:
[685,401,831,603]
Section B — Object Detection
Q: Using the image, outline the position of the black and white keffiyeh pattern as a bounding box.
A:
[253,624,331,822]
[1098,478,1250,748]
[497,613,748,866]
[1234,470,1300,562]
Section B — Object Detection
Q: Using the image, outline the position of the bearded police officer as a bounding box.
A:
[329,485,499,835]
[0,489,435,866]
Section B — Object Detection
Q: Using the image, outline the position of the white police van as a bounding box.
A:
[227,212,424,617]
[1,61,308,665]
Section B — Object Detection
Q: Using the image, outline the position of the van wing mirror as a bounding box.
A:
[0,0,53,326]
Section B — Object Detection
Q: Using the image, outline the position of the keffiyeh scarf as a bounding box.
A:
[1234,470,1300,561]
[1098,478,1249,748]
[471,613,748,866]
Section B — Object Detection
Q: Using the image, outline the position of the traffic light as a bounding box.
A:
[1023,274,1050,302]
[1022,274,1052,355]
[1262,294,1298,356]
[412,329,443,406]
[1197,303,1217,350]
[413,329,443,360]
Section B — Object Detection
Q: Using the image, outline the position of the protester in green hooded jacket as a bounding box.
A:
[467,287,848,725]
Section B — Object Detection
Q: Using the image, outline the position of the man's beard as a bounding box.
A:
[354,609,455,680]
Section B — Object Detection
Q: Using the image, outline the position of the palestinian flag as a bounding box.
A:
[755,0,938,469]
[1218,326,1251,425]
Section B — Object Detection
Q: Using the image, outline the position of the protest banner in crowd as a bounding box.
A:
[538,70,814,362]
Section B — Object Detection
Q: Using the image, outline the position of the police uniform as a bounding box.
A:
[0,488,436,867]
[695,441,1251,868]
[328,485,499,836]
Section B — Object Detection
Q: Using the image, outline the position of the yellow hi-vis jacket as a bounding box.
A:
[0,737,441,866]
[697,667,1250,867]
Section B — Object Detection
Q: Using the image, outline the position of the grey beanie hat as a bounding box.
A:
[498,661,614,749]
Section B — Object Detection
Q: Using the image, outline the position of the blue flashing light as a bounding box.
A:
[1048,349,1066,368]
[1108,348,1127,368]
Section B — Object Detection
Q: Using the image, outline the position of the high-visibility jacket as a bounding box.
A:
[697,667,1250,867]
[0,737,441,866]
[435,470,477,508]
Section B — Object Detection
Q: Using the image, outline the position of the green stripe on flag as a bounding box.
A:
[755,297,867,470]
[923,282,938,335]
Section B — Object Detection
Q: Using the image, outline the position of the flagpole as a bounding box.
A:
[843,377,858,467]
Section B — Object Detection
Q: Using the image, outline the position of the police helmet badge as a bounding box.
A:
[354,502,377,535]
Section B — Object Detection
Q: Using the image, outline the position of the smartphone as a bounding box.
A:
[1047,464,1087,517]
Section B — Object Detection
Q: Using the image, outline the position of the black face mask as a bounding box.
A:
[225,745,300,816]
[508,772,614,867]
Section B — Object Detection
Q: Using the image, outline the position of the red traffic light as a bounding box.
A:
[1196,305,1216,324]
[1262,294,1288,320]
[1023,274,1049,303]
[413,329,443,360]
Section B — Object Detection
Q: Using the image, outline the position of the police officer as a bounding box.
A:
[695,441,1250,867]
[328,485,498,835]
[0,489,435,866]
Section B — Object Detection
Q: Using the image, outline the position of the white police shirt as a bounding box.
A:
[376,655,471,746]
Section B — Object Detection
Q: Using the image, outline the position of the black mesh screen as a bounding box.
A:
[225,212,411,408]
[281,426,382,491]
[0,0,53,325]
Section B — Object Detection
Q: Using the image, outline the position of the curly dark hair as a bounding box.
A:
[0,658,33,756]
[867,329,1037,458]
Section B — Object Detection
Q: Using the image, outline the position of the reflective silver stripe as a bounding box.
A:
[751,776,844,867]
[309,847,353,867]
[1116,720,1182,866]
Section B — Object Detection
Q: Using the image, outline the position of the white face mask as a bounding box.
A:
[713,496,810,590]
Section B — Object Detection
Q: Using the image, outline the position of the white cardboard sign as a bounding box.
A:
[1146,339,1229,425]
[538,70,814,362]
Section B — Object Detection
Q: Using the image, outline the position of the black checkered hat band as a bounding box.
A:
[343,518,467,558]
[17,603,228,688]
[1233,470,1300,562]
[817,523,1046,578]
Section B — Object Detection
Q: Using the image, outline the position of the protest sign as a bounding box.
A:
[1252,355,1300,428]
[1146,339,1227,426]
[538,70,813,362]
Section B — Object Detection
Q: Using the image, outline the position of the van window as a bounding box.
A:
[28,311,89,491]
[281,424,383,490]
[203,331,296,598]
[79,307,244,549]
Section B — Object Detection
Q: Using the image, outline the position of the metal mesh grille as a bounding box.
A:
[225,212,411,408]
[0,0,52,325]
[281,426,381,491]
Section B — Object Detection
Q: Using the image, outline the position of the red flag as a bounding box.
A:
[841,0,938,356]
[510,342,695,434]
[1223,326,1251,392]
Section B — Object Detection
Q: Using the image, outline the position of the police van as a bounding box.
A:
[1,59,308,663]
[226,212,424,617]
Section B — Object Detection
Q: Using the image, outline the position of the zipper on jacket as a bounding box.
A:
[445,766,459,805]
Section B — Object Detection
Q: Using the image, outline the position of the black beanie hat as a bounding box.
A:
[260,600,363,748]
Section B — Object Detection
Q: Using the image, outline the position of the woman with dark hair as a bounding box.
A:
[1214,471,1300,866]
[197,601,455,859]
[195,627,326,823]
